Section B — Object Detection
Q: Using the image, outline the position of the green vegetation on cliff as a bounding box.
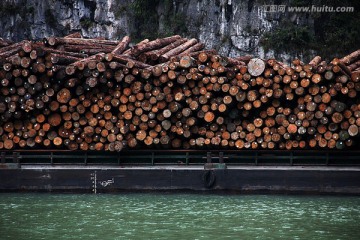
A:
[261,0,359,60]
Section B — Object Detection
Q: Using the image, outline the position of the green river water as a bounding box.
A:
[0,193,359,240]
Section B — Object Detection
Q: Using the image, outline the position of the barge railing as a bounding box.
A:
[1,150,359,167]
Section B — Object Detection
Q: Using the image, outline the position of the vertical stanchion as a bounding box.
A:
[326,152,329,166]
[1,152,5,163]
[50,152,54,165]
[207,152,212,163]
[219,152,224,164]
[84,152,88,165]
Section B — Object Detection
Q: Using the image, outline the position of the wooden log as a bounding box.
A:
[247,58,265,76]
[0,45,22,62]
[178,42,205,56]
[309,56,321,66]
[0,38,13,47]
[340,49,360,65]
[227,58,246,66]
[348,60,360,71]
[130,35,181,56]
[37,46,88,58]
[64,32,82,38]
[351,71,360,82]
[111,36,131,55]
[44,36,118,46]
[48,113,62,127]
[123,39,149,55]
[111,54,152,69]
[65,53,105,75]
[159,38,198,62]
[0,41,28,56]
[146,38,188,61]
[348,124,359,137]
[56,88,72,104]
[50,53,81,64]
[332,58,352,77]
[236,55,253,64]
[4,139,14,149]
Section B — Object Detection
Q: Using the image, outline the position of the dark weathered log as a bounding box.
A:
[111,54,152,69]
[0,38,13,47]
[348,60,360,71]
[37,45,88,58]
[0,45,22,62]
[236,55,253,64]
[50,53,81,64]
[332,58,352,77]
[44,36,119,46]
[63,44,114,52]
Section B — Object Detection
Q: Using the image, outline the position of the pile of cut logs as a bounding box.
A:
[0,33,359,151]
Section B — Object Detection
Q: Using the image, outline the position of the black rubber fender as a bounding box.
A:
[203,170,216,188]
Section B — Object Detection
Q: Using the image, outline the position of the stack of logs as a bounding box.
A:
[0,33,359,151]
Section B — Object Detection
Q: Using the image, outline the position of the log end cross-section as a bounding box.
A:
[247,58,265,76]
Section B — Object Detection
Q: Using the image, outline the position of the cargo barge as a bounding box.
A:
[1,150,360,194]
[1,35,360,194]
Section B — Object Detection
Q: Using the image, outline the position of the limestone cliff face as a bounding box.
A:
[0,0,309,61]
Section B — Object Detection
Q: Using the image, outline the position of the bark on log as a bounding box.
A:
[159,38,198,62]
[64,32,83,38]
[130,35,181,56]
[340,49,360,65]
[44,37,118,46]
[111,36,131,55]
[0,35,359,152]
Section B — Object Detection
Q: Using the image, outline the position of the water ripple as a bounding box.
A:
[0,194,359,239]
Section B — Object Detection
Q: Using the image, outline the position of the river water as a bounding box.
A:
[0,193,359,239]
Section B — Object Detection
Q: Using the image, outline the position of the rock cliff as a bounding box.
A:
[0,0,358,62]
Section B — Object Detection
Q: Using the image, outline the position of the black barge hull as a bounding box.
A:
[1,165,360,194]
[1,150,360,194]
